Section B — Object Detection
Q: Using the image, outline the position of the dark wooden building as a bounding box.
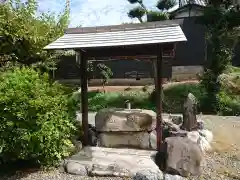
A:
[54,2,239,81]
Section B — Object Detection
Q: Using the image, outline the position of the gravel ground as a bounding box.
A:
[188,151,240,180]
[0,170,129,180]
[1,115,239,180]
[87,80,199,92]
[189,115,240,180]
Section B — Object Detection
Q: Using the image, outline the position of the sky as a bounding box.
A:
[36,0,159,27]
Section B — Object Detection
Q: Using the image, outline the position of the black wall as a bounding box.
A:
[175,16,240,66]
[55,56,80,79]
[55,57,173,79]
[92,60,154,79]
[174,17,206,66]
[233,43,240,66]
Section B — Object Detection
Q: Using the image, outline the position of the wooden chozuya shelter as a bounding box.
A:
[44,19,187,151]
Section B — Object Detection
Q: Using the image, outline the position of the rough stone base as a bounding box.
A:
[65,147,162,178]
[98,132,150,149]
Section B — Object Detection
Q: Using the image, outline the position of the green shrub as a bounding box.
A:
[225,66,240,74]
[218,73,240,95]
[142,85,150,92]
[0,67,77,166]
[150,83,239,115]
[150,83,204,113]
[218,91,240,116]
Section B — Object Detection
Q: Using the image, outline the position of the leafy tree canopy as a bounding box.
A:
[0,0,70,69]
[126,0,176,22]
[198,0,240,113]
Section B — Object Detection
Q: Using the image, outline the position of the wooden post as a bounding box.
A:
[80,50,89,146]
[155,45,163,151]
[152,58,158,88]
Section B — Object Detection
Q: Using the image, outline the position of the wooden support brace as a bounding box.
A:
[155,44,163,151]
[80,50,89,146]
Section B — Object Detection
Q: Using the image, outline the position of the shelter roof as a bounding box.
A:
[44,20,187,50]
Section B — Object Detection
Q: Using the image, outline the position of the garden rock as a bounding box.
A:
[78,124,98,146]
[181,93,198,131]
[88,124,99,146]
[72,140,83,152]
[164,174,186,180]
[165,136,205,177]
[187,131,200,143]
[133,169,163,180]
[169,130,188,137]
[95,108,156,132]
[198,135,211,152]
[98,132,150,149]
[164,121,181,131]
[196,113,204,130]
[198,129,213,143]
[187,131,211,152]
[197,121,204,130]
[150,128,187,150]
[150,130,157,150]
[198,129,213,152]
[68,147,161,178]
[65,161,88,176]
[169,115,183,126]
[150,124,187,150]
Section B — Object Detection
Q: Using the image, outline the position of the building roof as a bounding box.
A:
[44,20,187,50]
[180,0,206,7]
[168,0,206,13]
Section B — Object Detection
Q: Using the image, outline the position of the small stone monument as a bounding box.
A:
[95,108,156,149]
[181,93,198,131]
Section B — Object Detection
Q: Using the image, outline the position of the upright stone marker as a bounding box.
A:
[181,93,198,131]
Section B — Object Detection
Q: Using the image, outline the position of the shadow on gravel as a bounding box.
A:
[0,159,41,179]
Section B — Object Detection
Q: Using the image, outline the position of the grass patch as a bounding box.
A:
[88,91,152,111]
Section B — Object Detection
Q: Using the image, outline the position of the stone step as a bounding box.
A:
[64,146,162,178]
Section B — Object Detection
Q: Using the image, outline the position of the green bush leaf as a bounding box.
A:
[0,67,77,166]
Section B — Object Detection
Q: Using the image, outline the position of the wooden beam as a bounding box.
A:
[155,44,163,151]
[85,43,176,60]
[79,50,89,146]
[88,55,157,61]
[85,44,159,58]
